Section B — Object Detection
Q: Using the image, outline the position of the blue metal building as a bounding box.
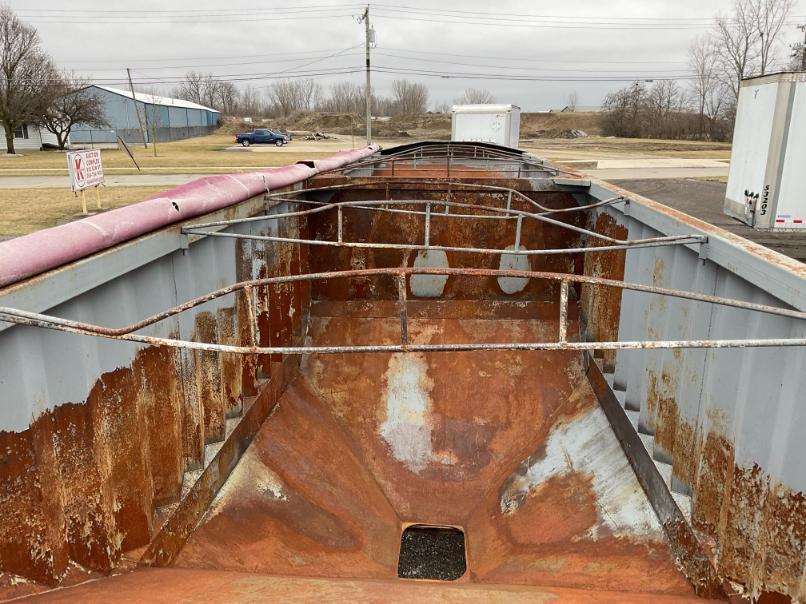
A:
[70,85,221,144]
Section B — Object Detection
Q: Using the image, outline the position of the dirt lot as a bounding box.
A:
[521,138,731,161]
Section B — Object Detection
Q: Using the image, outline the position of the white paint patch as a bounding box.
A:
[497,245,530,294]
[207,449,288,520]
[410,250,449,297]
[379,353,433,473]
[500,406,663,540]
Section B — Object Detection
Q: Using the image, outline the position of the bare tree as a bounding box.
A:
[237,85,263,117]
[712,0,792,101]
[566,91,578,112]
[433,102,451,113]
[268,79,322,115]
[455,88,495,104]
[713,0,760,100]
[749,0,794,75]
[392,80,428,114]
[174,72,242,114]
[174,72,217,108]
[602,79,732,141]
[601,81,647,138]
[689,34,724,138]
[298,79,321,111]
[646,80,685,138]
[319,81,362,112]
[268,80,298,116]
[0,7,57,154]
[41,74,107,150]
[214,81,238,115]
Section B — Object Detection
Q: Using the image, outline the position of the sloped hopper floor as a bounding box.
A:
[172,300,696,598]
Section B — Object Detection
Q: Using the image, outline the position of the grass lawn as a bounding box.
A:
[0,131,732,238]
[0,131,732,177]
[0,134,360,177]
[0,186,170,237]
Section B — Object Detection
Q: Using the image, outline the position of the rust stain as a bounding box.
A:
[0,345,183,586]
[193,312,225,444]
[22,566,713,602]
[502,472,599,546]
[580,212,627,371]
[7,164,803,603]
[308,188,585,302]
[169,298,698,597]
[216,307,242,418]
[650,394,806,601]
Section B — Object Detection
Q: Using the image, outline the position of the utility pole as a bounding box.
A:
[127,68,148,149]
[359,6,372,145]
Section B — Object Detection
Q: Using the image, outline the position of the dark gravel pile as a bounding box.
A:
[397,525,466,581]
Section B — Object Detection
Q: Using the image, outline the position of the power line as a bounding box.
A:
[58,47,690,70]
[16,10,362,24]
[19,3,806,29]
[370,65,701,82]
[66,53,363,72]
[372,51,695,75]
[18,3,364,13]
[19,3,806,25]
[59,47,362,65]
[371,4,803,23]
[369,8,806,31]
[376,46,690,65]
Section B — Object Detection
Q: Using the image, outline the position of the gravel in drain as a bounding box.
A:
[397,525,466,581]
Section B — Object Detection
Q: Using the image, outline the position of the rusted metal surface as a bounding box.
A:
[580,212,629,371]
[0,345,184,585]
[28,567,715,603]
[3,141,806,601]
[656,393,806,602]
[0,197,304,596]
[587,356,724,598]
[173,299,696,597]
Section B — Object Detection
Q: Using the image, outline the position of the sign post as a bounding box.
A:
[67,149,105,215]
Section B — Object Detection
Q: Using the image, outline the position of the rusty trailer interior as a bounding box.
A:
[1,142,805,602]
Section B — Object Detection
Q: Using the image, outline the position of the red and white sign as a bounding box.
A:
[67,149,104,192]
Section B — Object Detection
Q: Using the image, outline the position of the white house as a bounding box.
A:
[0,124,59,153]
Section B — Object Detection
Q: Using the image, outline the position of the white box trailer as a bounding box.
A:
[451,104,521,147]
[724,72,806,231]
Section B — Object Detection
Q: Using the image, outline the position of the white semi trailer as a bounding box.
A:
[451,104,521,147]
[724,72,806,231]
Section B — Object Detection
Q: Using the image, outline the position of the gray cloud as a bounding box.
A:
[9,0,806,110]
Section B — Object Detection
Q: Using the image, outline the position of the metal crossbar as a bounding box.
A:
[183,197,703,255]
[2,267,804,354]
[321,143,580,177]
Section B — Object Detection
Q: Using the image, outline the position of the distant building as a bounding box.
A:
[558,105,603,113]
[70,85,221,145]
[0,124,58,153]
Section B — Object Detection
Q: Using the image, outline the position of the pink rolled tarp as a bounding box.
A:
[0,145,379,288]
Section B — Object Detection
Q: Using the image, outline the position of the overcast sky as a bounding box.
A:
[8,0,806,111]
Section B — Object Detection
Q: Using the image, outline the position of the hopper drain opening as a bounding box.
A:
[397,524,466,581]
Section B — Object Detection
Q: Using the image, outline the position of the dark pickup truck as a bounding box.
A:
[235,128,288,147]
